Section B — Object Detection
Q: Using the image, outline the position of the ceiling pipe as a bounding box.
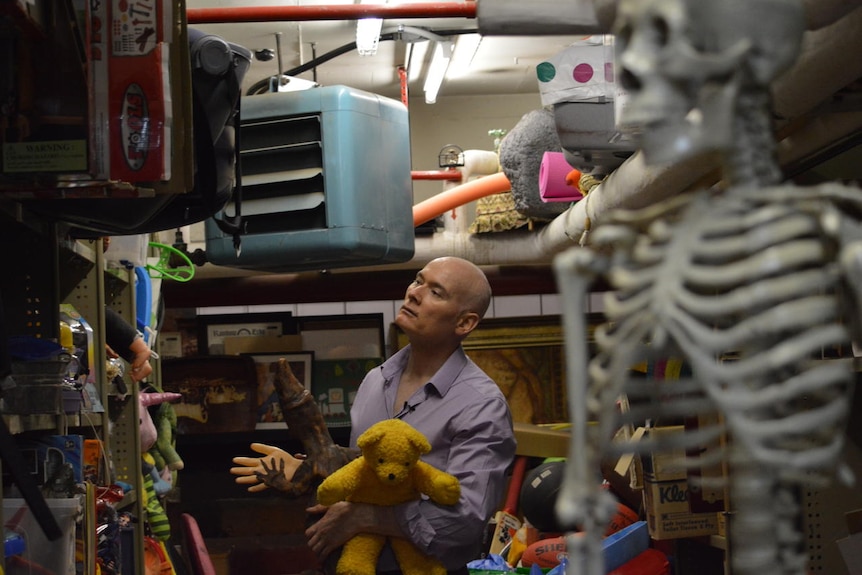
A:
[772,4,862,120]
[411,170,463,181]
[476,0,617,35]
[802,0,862,30]
[391,6,862,269]
[511,4,862,265]
[778,111,862,175]
[473,0,862,37]
[186,3,476,24]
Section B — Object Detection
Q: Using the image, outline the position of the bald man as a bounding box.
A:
[306,257,516,575]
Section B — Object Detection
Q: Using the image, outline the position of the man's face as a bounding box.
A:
[395,259,466,342]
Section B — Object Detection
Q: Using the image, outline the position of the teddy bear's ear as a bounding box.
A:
[357,424,385,450]
[407,430,431,455]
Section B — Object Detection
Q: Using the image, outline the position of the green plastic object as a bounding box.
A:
[147,242,195,283]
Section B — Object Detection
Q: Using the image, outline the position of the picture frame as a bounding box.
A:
[311,357,383,428]
[389,314,603,425]
[243,352,314,430]
[298,314,385,360]
[198,312,296,355]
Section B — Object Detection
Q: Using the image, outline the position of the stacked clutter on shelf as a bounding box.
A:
[2,330,86,417]
[1,342,88,574]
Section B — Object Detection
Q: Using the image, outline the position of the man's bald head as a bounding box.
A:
[429,257,492,319]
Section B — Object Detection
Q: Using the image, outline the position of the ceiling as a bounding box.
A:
[171,0,862,291]
[185,0,585,101]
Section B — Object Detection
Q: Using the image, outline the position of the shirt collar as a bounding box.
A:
[382,345,469,397]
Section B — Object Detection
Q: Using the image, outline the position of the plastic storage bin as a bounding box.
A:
[3,496,82,575]
[104,234,148,269]
[1,358,71,414]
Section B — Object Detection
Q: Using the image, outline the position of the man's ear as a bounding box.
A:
[455,312,480,336]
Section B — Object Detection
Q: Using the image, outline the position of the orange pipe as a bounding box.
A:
[187,3,477,24]
[413,171,511,227]
[411,170,463,181]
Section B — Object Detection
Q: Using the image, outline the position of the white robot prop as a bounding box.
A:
[553,1,862,574]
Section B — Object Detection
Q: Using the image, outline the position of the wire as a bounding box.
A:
[245,28,478,96]
[82,410,112,487]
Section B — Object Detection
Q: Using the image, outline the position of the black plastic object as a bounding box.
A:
[26,30,251,238]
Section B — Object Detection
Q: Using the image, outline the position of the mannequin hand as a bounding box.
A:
[230,443,305,493]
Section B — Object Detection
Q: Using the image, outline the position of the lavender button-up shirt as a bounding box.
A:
[348,345,517,571]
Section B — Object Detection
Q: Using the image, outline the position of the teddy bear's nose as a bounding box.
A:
[388,473,395,481]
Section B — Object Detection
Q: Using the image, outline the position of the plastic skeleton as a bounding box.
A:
[553,1,862,574]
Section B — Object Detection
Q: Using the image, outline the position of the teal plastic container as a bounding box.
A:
[205,85,415,272]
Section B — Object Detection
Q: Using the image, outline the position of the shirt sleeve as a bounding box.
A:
[104,307,140,363]
[395,395,516,568]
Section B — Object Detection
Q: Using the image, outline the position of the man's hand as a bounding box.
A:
[305,502,364,560]
[230,443,305,493]
[305,502,402,561]
[126,337,153,382]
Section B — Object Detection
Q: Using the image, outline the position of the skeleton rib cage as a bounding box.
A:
[554,183,862,575]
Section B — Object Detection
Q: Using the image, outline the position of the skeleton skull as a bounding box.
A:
[614,0,804,165]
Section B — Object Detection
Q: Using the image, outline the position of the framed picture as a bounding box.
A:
[390,315,605,425]
[312,357,383,428]
[298,314,385,360]
[198,312,296,355]
[243,352,314,430]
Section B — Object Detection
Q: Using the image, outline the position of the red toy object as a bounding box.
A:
[606,501,640,536]
[181,513,217,575]
[607,548,670,575]
[521,536,568,569]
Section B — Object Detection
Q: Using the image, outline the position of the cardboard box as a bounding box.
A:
[88,0,169,182]
[641,426,720,540]
[158,331,183,358]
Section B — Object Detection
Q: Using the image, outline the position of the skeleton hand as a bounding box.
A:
[230,443,306,493]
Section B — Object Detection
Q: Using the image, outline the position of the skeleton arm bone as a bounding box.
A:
[553,248,619,575]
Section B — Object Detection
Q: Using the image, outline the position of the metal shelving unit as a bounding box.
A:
[0,207,145,574]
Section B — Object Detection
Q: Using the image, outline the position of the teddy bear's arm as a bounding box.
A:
[413,461,461,506]
[317,457,366,506]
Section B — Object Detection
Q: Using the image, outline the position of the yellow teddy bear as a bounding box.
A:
[316,418,461,575]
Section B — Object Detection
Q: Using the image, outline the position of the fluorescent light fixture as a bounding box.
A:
[356,0,386,56]
[356,17,383,56]
[423,40,453,104]
[446,34,482,79]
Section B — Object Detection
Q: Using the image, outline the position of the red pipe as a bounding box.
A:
[187,3,477,24]
[398,66,409,108]
[411,170,463,181]
[413,171,511,227]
